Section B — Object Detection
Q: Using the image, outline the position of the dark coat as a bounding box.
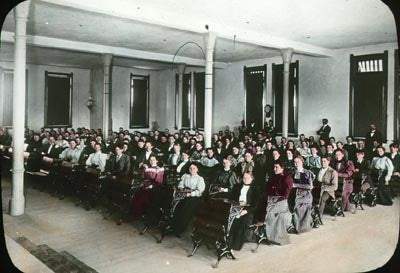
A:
[316,124,331,142]
[109,153,131,176]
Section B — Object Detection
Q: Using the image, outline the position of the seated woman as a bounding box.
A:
[292,156,315,233]
[370,146,394,206]
[228,172,258,251]
[316,156,338,216]
[132,155,165,217]
[85,142,108,172]
[211,157,240,198]
[284,149,296,175]
[264,160,293,245]
[237,152,254,176]
[199,148,220,180]
[305,146,321,175]
[171,163,205,237]
[176,151,191,175]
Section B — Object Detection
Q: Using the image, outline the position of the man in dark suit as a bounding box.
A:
[365,124,383,153]
[316,118,331,143]
[109,144,131,178]
[41,136,61,158]
[136,141,157,169]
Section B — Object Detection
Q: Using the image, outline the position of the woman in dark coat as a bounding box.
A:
[228,172,258,251]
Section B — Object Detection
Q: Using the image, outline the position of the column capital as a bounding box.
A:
[13,0,31,21]
[280,48,294,63]
[177,63,186,74]
[102,53,113,67]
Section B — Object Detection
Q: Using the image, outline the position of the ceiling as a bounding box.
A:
[0,0,398,70]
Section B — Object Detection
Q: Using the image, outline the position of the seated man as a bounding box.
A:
[331,149,355,212]
[41,135,61,158]
[171,163,205,237]
[136,141,156,169]
[108,144,131,178]
[316,156,338,216]
[352,150,372,196]
[167,143,183,166]
[85,142,108,172]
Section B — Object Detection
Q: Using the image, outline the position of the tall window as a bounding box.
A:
[178,72,205,130]
[272,61,299,136]
[45,71,72,127]
[394,49,399,140]
[181,73,191,129]
[194,72,205,129]
[130,74,149,128]
[244,65,266,131]
[350,51,388,140]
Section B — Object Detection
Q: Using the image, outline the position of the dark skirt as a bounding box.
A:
[171,196,201,235]
[371,170,393,206]
[228,213,254,251]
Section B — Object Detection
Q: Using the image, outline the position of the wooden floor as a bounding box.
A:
[2,175,399,273]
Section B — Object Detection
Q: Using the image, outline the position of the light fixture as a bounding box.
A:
[86,96,95,111]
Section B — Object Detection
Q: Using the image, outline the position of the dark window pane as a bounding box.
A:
[45,72,72,127]
[273,62,298,135]
[194,72,205,129]
[181,73,191,129]
[245,66,265,131]
[130,74,149,128]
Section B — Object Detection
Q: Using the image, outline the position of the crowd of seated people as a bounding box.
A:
[1,121,399,255]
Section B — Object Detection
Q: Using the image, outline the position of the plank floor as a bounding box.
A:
[2,176,399,273]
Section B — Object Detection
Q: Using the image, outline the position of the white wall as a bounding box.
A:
[1,42,397,142]
[212,42,399,142]
[0,61,91,131]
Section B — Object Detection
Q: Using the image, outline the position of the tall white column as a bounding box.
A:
[10,0,31,216]
[102,54,112,137]
[176,63,185,130]
[280,48,293,139]
[204,32,216,148]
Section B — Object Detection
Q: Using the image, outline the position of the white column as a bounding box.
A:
[0,66,4,126]
[10,0,31,216]
[176,63,185,129]
[280,48,293,139]
[102,54,112,137]
[204,32,216,148]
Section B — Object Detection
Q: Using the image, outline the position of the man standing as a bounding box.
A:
[365,124,383,153]
[316,118,331,143]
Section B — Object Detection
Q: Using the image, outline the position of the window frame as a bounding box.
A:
[349,51,388,141]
